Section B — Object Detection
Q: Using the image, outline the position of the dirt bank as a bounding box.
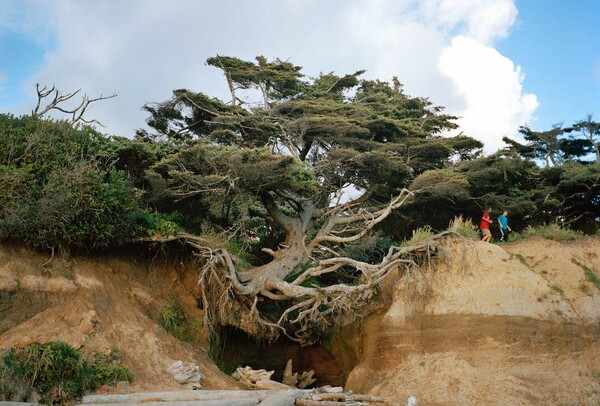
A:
[337,236,600,405]
[2,236,599,404]
[0,243,238,392]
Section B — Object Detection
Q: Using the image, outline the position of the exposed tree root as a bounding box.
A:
[193,231,454,345]
[143,190,458,345]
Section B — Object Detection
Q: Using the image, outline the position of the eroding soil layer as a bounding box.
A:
[1,236,599,404]
[0,243,238,392]
[337,236,600,405]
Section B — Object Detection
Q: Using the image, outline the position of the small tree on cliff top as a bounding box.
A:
[143,55,482,344]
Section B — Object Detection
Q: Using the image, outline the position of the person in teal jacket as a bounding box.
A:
[497,210,512,241]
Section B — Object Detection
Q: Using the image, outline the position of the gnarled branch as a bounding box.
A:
[32,83,116,126]
[309,189,412,249]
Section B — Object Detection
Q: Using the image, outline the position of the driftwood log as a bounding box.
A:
[233,359,316,390]
[295,391,389,405]
[232,366,291,390]
[282,359,316,389]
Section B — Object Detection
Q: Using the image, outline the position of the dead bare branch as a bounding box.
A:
[32,83,116,127]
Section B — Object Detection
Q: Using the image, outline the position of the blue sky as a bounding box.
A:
[0,32,51,107]
[497,0,600,130]
[0,0,598,152]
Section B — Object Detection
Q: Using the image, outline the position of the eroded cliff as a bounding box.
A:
[337,236,600,405]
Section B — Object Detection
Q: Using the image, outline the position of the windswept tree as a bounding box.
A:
[500,117,600,233]
[503,124,567,166]
[566,114,600,162]
[504,119,597,166]
[143,55,482,344]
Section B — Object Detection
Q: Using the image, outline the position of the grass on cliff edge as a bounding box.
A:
[447,215,480,240]
[509,223,585,242]
[0,341,132,405]
[402,216,484,245]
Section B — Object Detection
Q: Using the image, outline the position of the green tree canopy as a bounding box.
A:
[139,55,483,343]
[567,114,600,162]
[0,114,140,250]
[504,116,600,166]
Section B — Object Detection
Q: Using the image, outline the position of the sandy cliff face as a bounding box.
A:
[2,237,599,404]
[0,244,238,392]
[340,236,600,405]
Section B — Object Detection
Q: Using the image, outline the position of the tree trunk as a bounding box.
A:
[238,234,311,293]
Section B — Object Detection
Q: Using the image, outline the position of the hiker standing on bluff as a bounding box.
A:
[497,210,512,241]
[480,208,493,243]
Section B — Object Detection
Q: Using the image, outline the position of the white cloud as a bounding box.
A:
[439,36,538,152]
[4,0,536,153]
[419,0,517,44]
[339,0,465,109]
[338,0,532,151]
[0,0,57,44]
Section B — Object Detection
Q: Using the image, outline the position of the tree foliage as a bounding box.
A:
[503,115,600,166]
[568,114,600,162]
[497,117,600,233]
[397,151,599,237]
[0,115,140,250]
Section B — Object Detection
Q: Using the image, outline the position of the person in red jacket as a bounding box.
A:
[480,207,493,242]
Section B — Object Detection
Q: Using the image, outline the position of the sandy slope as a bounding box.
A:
[339,236,600,405]
[0,243,238,392]
[2,236,600,405]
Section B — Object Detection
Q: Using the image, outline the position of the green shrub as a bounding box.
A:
[1,163,140,250]
[0,115,110,178]
[402,226,435,246]
[0,341,132,405]
[515,223,585,241]
[158,301,202,342]
[447,215,479,240]
[0,165,39,241]
[33,163,139,250]
[86,349,133,387]
[134,209,182,237]
[0,115,143,250]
